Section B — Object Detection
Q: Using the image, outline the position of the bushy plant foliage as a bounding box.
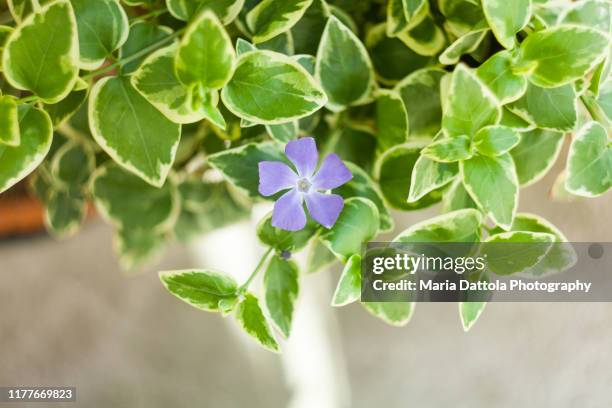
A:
[0,0,610,350]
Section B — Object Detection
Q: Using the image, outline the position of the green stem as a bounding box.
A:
[239,248,273,293]
[18,95,38,104]
[31,0,41,12]
[81,28,185,80]
[580,95,606,124]
[131,9,169,23]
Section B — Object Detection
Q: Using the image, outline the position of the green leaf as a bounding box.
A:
[50,140,95,190]
[332,127,377,172]
[43,85,88,126]
[257,31,295,54]
[442,178,478,213]
[246,0,313,44]
[289,0,329,54]
[0,95,19,146]
[377,143,444,210]
[473,126,520,157]
[222,50,327,124]
[476,50,528,104]
[207,141,285,198]
[166,0,244,24]
[560,0,611,34]
[174,180,249,242]
[502,213,577,277]
[408,153,458,203]
[375,89,409,150]
[293,54,316,73]
[422,135,472,163]
[394,208,483,242]
[0,105,52,194]
[198,89,227,129]
[444,64,501,138]
[236,37,257,55]
[335,162,394,232]
[481,231,555,276]
[518,26,609,87]
[361,302,414,326]
[564,1,611,95]
[91,164,179,232]
[439,28,489,65]
[265,121,299,143]
[598,81,612,121]
[71,0,128,70]
[307,239,337,273]
[235,293,279,352]
[499,108,534,131]
[175,11,235,90]
[257,212,318,252]
[159,269,238,312]
[320,197,379,262]
[116,227,165,270]
[366,23,433,85]
[510,128,564,186]
[316,16,374,111]
[438,0,485,37]
[565,121,612,197]
[387,0,408,36]
[482,0,531,49]
[395,68,445,138]
[332,254,361,306]
[44,189,86,238]
[397,14,446,56]
[509,83,577,132]
[120,21,173,74]
[461,153,518,229]
[89,76,181,187]
[387,0,428,36]
[2,0,79,103]
[459,302,486,331]
[132,44,214,124]
[263,254,299,337]
[218,297,240,315]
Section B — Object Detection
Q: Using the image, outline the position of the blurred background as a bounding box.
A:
[1,157,611,408]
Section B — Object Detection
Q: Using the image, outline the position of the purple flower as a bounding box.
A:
[258,137,353,231]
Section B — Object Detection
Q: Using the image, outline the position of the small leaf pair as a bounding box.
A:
[423,126,520,162]
[160,252,300,351]
[159,269,279,351]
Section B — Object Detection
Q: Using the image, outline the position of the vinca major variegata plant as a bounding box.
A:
[0,0,610,351]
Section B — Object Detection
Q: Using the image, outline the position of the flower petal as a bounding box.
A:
[305,192,344,229]
[285,137,318,178]
[272,189,307,231]
[312,154,353,190]
[258,161,298,196]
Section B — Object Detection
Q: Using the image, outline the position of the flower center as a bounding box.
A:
[296,178,312,193]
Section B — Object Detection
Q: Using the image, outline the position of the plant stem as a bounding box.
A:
[31,0,41,12]
[131,8,169,24]
[81,28,185,80]
[18,95,38,104]
[239,248,273,293]
[580,95,606,124]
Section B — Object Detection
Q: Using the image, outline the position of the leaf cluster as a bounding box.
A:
[0,0,609,349]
